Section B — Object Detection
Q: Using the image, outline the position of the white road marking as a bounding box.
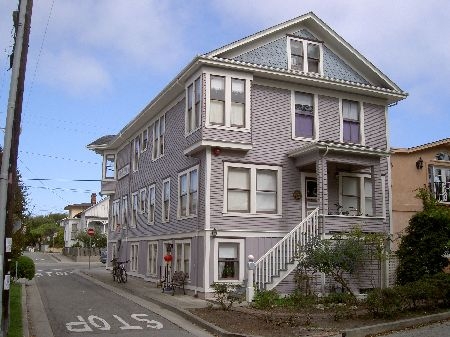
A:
[66,314,164,333]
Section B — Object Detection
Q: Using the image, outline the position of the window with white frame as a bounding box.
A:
[131,192,138,227]
[130,243,139,272]
[214,239,245,282]
[206,72,251,130]
[292,91,317,139]
[186,76,202,134]
[142,128,148,152]
[147,184,156,224]
[132,136,141,171]
[162,179,170,222]
[342,99,361,144]
[152,115,165,160]
[178,166,198,218]
[112,199,120,230]
[174,241,190,277]
[339,174,373,216]
[429,166,450,203]
[147,241,158,275]
[139,188,146,215]
[104,154,115,179]
[224,163,282,215]
[288,37,322,74]
[121,195,128,227]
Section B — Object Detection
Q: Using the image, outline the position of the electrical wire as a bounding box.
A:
[19,150,101,165]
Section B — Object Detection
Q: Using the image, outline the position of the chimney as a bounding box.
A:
[91,193,97,205]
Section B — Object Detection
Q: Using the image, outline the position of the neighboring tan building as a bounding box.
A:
[391,138,450,249]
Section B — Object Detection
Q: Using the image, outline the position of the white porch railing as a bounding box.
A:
[253,207,320,291]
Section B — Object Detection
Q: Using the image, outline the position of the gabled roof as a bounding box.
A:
[392,138,450,154]
[206,12,404,93]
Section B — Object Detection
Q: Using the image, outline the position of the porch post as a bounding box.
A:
[246,255,255,302]
[316,157,328,217]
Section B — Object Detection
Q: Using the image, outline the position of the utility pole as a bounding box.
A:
[0,0,33,334]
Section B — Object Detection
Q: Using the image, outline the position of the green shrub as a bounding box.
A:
[322,292,356,305]
[210,282,243,310]
[366,288,404,318]
[252,289,280,309]
[12,255,35,280]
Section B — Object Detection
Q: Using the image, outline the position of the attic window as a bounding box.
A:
[288,37,322,74]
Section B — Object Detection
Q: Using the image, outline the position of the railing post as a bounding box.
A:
[246,255,255,302]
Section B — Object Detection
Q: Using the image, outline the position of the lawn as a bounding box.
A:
[7,282,22,337]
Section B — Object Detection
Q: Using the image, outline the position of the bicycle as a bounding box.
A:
[111,258,128,283]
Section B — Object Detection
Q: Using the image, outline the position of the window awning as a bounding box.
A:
[287,141,390,159]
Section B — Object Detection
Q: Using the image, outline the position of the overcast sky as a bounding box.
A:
[0,0,449,216]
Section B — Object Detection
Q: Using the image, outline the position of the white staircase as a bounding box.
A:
[254,207,320,291]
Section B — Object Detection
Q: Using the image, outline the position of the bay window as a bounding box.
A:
[104,154,115,179]
[206,72,251,130]
[224,163,282,215]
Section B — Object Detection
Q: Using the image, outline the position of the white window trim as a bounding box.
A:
[130,243,139,272]
[213,238,245,283]
[338,172,372,217]
[131,192,138,228]
[162,178,171,223]
[132,136,141,172]
[147,241,158,276]
[223,162,282,217]
[177,165,199,219]
[291,90,319,141]
[287,37,324,75]
[204,70,252,132]
[339,98,365,145]
[112,199,120,230]
[121,195,128,227]
[174,239,191,277]
[141,128,149,153]
[185,75,202,136]
[147,184,156,224]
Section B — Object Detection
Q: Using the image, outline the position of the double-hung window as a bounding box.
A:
[130,243,139,272]
[214,239,245,282]
[121,195,128,227]
[186,76,202,134]
[178,166,198,218]
[142,128,148,152]
[293,91,317,139]
[342,100,361,144]
[175,241,191,277]
[339,174,373,216]
[112,199,120,230]
[289,37,322,74]
[147,184,156,224]
[162,178,170,222]
[132,136,141,171]
[206,72,251,130]
[152,115,165,160]
[139,188,147,215]
[131,192,138,227]
[104,154,115,179]
[224,163,282,215]
[147,242,158,275]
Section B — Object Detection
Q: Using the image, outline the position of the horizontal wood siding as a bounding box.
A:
[323,215,385,233]
[364,103,387,149]
[318,95,340,141]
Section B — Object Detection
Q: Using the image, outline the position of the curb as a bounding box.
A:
[342,311,450,337]
[21,283,29,337]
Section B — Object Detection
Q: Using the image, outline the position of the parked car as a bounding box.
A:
[100,250,107,264]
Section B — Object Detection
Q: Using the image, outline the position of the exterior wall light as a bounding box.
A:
[416,157,424,170]
[211,228,217,237]
[212,147,221,156]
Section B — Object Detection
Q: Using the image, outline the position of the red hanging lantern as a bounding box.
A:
[164,254,173,263]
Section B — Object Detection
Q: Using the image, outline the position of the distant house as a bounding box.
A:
[60,193,109,247]
[391,138,450,249]
[88,12,406,297]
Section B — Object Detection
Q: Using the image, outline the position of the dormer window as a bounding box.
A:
[288,37,322,74]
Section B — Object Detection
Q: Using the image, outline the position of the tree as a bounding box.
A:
[297,227,388,295]
[23,213,66,250]
[74,230,107,248]
[396,189,450,285]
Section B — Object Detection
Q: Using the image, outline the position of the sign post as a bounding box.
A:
[87,228,95,269]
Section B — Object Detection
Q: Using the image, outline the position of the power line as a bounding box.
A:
[19,150,101,165]
[25,185,96,193]
[24,178,101,182]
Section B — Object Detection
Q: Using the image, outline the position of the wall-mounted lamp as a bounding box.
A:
[211,228,217,237]
[212,147,221,156]
[416,157,424,170]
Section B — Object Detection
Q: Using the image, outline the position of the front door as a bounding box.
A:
[301,173,318,219]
